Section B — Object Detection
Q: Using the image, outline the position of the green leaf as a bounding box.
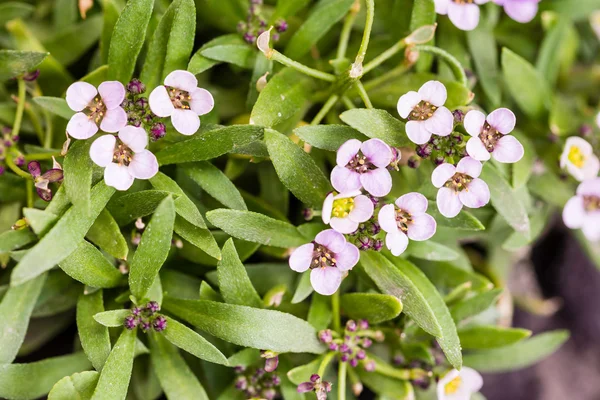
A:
[100,0,120,64]
[92,329,136,400]
[174,216,221,260]
[264,129,331,206]
[410,0,436,71]
[0,353,92,400]
[200,42,255,69]
[188,34,245,74]
[59,239,122,287]
[162,318,229,365]
[407,240,459,261]
[106,190,168,225]
[64,140,93,215]
[274,0,310,18]
[218,239,263,308]
[287,357,322,385]
[163,298,324,353]
[0,228,36,252]
[181,162,247,210]
[463,330,569,372]
[149,172,206,228]
[357,367,414,400]
[77,291,112,372]
[528,171,572,208]
[307,294,332,331]
[206,209,307,248]
[86,209,129,260]
[511,132,535,189]
[0,50,48,81]
[340,293,403,323]
[33,96,74,119]
[291,272,313,304]
[284,0,355,59]
[129,196,176,300]
[0,273,46,363]
[536,19,570,86]
[294,124,368,151]
[156,125,264,165]
[43,16,103,66]
[467,22,501,106]
[459,326,531,349]
[93,309,130,327]
[107,0,154,83]
[450,288,502,322]
[501,47,550,119]
[428,202,485,230]
[48,371,99,400]
[339,109,410,148]
[0,3,34,26]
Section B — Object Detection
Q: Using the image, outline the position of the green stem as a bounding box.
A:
[24,104,44,144]
[338,359,347,400]
[5,153,30,179]
[341,96,356,110]
[354,0,374,66]
[332,291,341,332]
[311,95,339,125]
[270,50,336,82]
[362,61,413,92]
[414,45,468,86]
[12,79,26,138]
[362,40,407,75]
[336,1,359,60]
[317,351,337,378]
[354,81,373,109]
[26,179,33,208]
[24,151,62,162]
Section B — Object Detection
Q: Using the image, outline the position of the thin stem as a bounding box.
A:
[336,1,359,60]
[354,81,373,109]
[362,61,413,92]
[414,45,468,86]
[338,359,347,400]
[362,40,407,75]
[311,94,339,125]
[354,0,374,65]
[24,151,62,162]
[12,79,26,137]
[317,351,337,378]
[332,291,341,333]
[341,96,356,110]
[5,154,30,179]
[24,104,44,144]
[270,50,336,82]
[26,179,33,208]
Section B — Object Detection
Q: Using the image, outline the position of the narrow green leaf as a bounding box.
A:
[86,209,129,260]
[0,3,34,26]
[23,207,57,236]
[287,357,322,385]
[77,291,112,371]
[182,162,247,210]
[107,190,170,225]
[450,288,503,322]
[340,293,403,324]
[162,318,229,365]
[339,109,410,148]
[43,16,103,66]
[100,0,120,64]
[274,0,310,18]
[528,171,572,208]
[59,241,123,288]
[294,124,368,151]
[291,272,313,304]
[33,96,74,119]
[307,294,332,331]
[92,329,136,400]
[459,326,531,349]
[218,239,263,308]
[33,271,80,317]
[188,34,244,74]
[357,367,414,400]
[150,172,207,228]
[64,140,93,215]
[200,43,255,69]
[407,240,459,261]
[467,23,501,106]
[511,132,535,189]
[174,216,221,260]
[428,202,485,230]
[0,228,36,252]
[48,371,99,400]
[93,309,131,327]
[536,19,570,86]
[0,50,48,81]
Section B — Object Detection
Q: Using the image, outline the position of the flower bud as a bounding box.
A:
[152,315,167,332]
[22,69,40,81]
[235,376,248,390]
[126,79,146,94]
[318,329,333,343]
[124,315,138,330]
[350,358,359,367]
[373,239,383,252]
[346,320,357,332]
[364,360,376,372]
[407,156,420,168]
[146,301,160,314]
[310,374,320,383]
[150,122,167,141]
[275,19,288,33]
[352,382,363,396]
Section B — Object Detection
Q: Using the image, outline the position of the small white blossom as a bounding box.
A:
[560,137,600,182]
[437,367,483,400]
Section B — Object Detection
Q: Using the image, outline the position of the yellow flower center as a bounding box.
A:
[568,146,587,168]
[332,198,355,218]
[445,376,462,394]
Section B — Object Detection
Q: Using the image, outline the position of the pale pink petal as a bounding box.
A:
[66,112,98,139]
[128,150,158,179]
[434,0,449,14]
[334,243,360,271]
[118,125,148,152]
[361,139,393,167]
[336,139,362,166]
[322,193,334,224]
[418,80,447,106]
[89,134,116,167]
[437,187,463,218]
[504,1,538,23]
[348,195,374,222]
[459,178,490,208]
[581,155,600,181]
[576,178,600,197]
[171,109,201,135]
[466,137,491,161]
[460,367,484,393]
[149,86,175,117]
[98,81,126,109]
[492,135,524,163]
[360,168,392,197]
[431,163,456,188]
[66,81,97,112]
[104,163,134,191]
[406,121,432,145]
[407,213,437,241]
[100,107,127,133]
[378,204,399,234]
[423,106,453,136]
[315,229,346,253]
[331,166,361,193]
[487,108,516,134]
[448,2,480,31]
[437,369,461,400]
[189,88,214,115]
[582,214,600,241]
[386,231,409,256]
[310,267,343,296]
[456,156,482,178]
[164,70,198,92]
[475,0,489,4]
[330,217,359,234]
[397,91,422,118]
[289,243,315,272]
[562,196,585,229]
[396,192,428,215]
[463,110,486,136]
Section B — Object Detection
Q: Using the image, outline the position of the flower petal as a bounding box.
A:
[335,243,360,271]
[504,0,538,23]
[563,196,585,229]
[100,107,127,133]
[576,178,600,197]
[582,214,600,241]
[128,150,158,179]
[447,2,480,31]
[118,125,148,152]
[466,136,491,161]
[396,192,428,215]
[407,213,437,241]
[164,70,198,92]
[289,243,315,272]
[66,81,97,112]
[104,163,134,191]
[418,80,447,106]
[456,156,482,178]
[66,112,98,139]
[437,369,461,400]
[386,231,409,256]
[149,86,175,117]
[315,229,346,253]
[330,217,359,234]
[459,178,490,208]
[397,91,422,118]
[492,135,524,163]
[171,109,201,135]
[336,139,362,166]
[423,106,453,136]
[189,88,214,115]
[432,163,456,188]
[437,187,463,218]
[378,204,400,234]
[460,367,483,393]
[581,155,600,181]
[331,166,361,194]
[322,193,335,224]
[310,267,343,296]
[463,110,486,136]
[487,108,516,134]
[98,81,126,109]
[89,134,116,167]
[349,195,374,223]
[406,121,432,145]
[361,139,393,167]
[360,168,392,197]
[434,0,449,14]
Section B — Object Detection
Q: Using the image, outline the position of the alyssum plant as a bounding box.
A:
[2,0,597,398]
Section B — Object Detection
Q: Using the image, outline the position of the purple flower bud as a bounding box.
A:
[346,320,357,332]
[452,133,463,143]
[135,98,148,109]
[367,194,380,207]
[580,124,593,137]
[264,355,279,372]
[243,33,256,44]
[234,365,246,373]
[407,156,420,169]
[150,122,166,141]
[434,156,445,166]
[356,350,366,360]
[322,381,332,392]
[452,109,464,124]
[12,135,19,143]
[263,388,277,399]
[127,79,146,94]
[318,329,333,343]
[235,376,248,390]
[370,222,381,235]
[146,301,160,314]
[297,382,315,393]
[373,239,383,252]
[310,374,320,383]
[350,358,359,368]
[27,161,41,177]
[357,236,372,251]
[14,155,24,167]
[339,343,350,353]
[364,360,376,372]
[328,343,338,351]
[393,355,405,365]
[124,315,138,330]
[255,368,266,377]
[152,315,167,332]
[362,338,373,348]
[341,354,349,362]
[23,69,40,81]
[302,208,314,221]
[0,166,4,176]
[141,321,151,331]
[272,375,281,386]
[358,319,369,330]
[276,19,288,33]
[412,377,431,390]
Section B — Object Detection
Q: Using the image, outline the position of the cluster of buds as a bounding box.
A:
[297,374,332,400]
[393,355,435,390]
[415,131,467,166]
[234,365,281,400]
[0,126,24,175]
[121,79,166,141]
[346,195,384,251]
[123,301,167,332]
[319,320,382,371]
[237,0,288,44]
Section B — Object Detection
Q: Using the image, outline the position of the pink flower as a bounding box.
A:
[397,81,454,145]
[434,0,488,31]
[563,178,600,241]
[464,108,524,163]
[330,139,393,197]
[560,137,600,182]
[378,193,437,256]
[322,191,374,234]
[89,126,158,191]
[432,157,490,218]
[149,70,214,135]
[66,81,127,139]
[289,229,360,295]
[494,0,540,23]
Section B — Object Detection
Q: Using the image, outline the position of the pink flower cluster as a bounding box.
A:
[434,0,541,31]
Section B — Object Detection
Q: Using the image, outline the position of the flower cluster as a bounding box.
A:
[121,79,166,141]
[434,0,540,31]
[237,0,287,44]
[123,301,167,332]
[234,365,281,400]
[0,126,24,176]
[318,320,379,371]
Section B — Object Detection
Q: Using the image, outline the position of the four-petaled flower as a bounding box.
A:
[331,139,393,197]
[397,80,454,145]
[297,374,332,400]
[322,190,374,234]
[149,70,214,135]
[289,229,359,295]
[27,161,63,201]
[560,137,600,182]
[493,0,540,23]
[89,126,158,191]
[563,178,600,241]
[436,367,483,400]
[432,157,490,218]
[464,108,524,163]
[378,193,437,256]
[433,0,488,31]
[66,81,127,139]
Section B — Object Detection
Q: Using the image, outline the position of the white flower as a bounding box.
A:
[560,137,600,182]
[563,178,600,241]
[322,191,374,234]
[89,126,159,191]
[434,0,488,31]
[464,108,524,163]
[149,70,214,135]
[397,80,454,145]
[437,367,483,400]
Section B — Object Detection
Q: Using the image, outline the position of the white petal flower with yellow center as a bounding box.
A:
[322,191,374,234]
[560,137,600,182]
[437,367,483,400]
